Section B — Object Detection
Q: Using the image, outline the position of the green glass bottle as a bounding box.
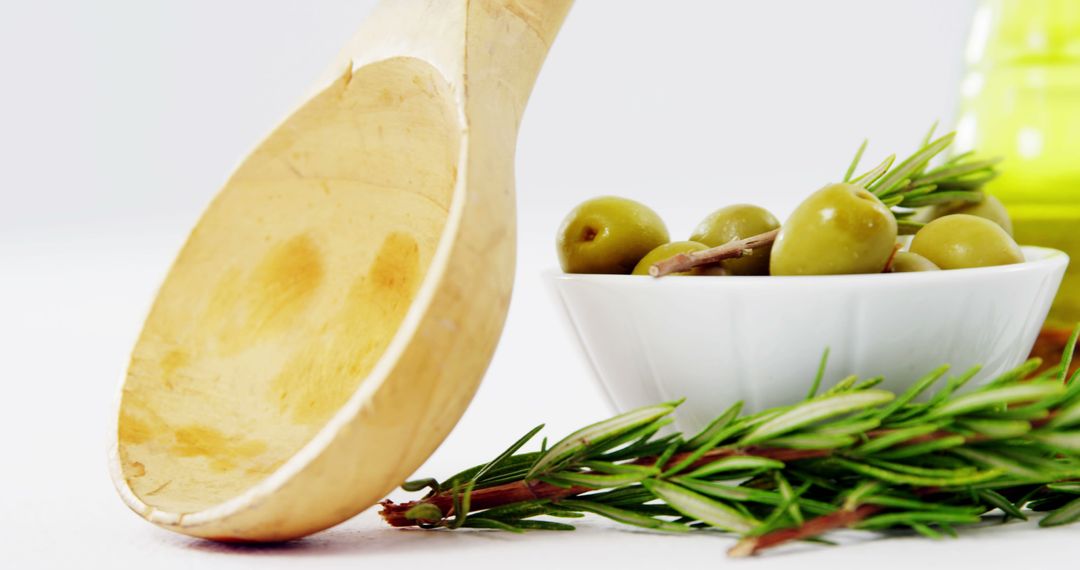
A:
[956,0,1080,339]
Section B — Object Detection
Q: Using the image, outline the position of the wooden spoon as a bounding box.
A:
[109,0,572,542]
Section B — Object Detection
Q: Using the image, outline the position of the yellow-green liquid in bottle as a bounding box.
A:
[956,0,1080,332]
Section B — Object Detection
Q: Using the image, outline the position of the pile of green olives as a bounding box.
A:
[556,186,1023,277]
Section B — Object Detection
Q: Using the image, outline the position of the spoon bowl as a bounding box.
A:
[110,0,572,541]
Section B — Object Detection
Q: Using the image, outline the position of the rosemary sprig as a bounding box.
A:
[380,326,1080,556]
[845,125,1002,234]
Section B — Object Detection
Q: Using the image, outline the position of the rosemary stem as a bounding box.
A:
[379,428,995,528]
[728,505,881,557]
[380,481,589,527]
[380,448,834,527]
[650,229,779,277]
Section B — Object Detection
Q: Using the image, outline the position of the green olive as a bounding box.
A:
[557,196,669,274]
[890,251,940,273]
[909,214,1023,269]
[631,241,709,276]
[927,194,1013,235]
[689,204,779,275]
[770,183,898,275]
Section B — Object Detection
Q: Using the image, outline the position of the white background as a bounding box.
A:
[4,1,1075,568]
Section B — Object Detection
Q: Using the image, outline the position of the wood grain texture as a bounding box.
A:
[110,0,573,541]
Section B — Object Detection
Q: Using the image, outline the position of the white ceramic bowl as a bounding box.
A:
[550,246,1068,434]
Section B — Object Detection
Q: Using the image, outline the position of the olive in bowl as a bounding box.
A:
[556,196,669,274]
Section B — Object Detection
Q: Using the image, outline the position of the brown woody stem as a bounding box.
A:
[882,243,902,273]
[379,446,832,528]
[650,229,779,277]
[378,425,1005,530]
[728,505,882,557]
[380,480,590,527]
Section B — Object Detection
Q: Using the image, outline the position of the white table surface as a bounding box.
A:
[2,225,1076,570]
